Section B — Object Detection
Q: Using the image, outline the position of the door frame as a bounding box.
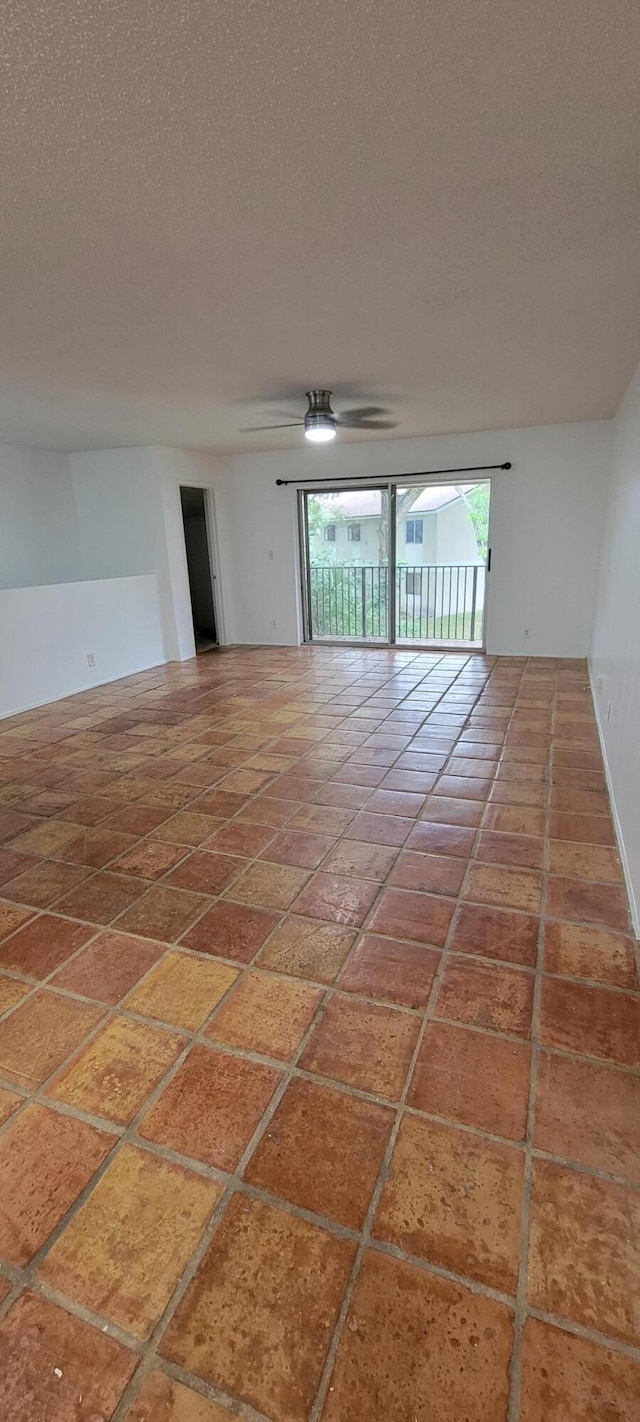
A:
[298,474,492,651]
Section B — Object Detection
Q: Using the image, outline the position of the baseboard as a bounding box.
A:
[588,664,639,936]
[0,657,169,722]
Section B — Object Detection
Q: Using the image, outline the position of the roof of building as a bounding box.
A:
[314,484,472,521]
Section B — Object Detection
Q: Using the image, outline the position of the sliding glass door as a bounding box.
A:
[394,481,489,647]
[300,479,490,648]
[302,487,390,642]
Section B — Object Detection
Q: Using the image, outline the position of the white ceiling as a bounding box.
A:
[1,0,639,454]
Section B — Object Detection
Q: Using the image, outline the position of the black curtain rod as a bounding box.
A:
[275,461,511,487]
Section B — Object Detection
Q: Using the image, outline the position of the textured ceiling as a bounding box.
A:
[1,0,639,453]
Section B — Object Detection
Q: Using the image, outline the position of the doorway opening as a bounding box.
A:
[300,479,490,649]
[180,486,218,653]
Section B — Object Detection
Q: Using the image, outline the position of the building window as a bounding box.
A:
[347,523,361,541]
[406,518,423,544]
[324,524,336,542]
[406,570,422,596]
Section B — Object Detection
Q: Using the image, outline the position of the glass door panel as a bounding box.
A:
[394,481,490,647]
[303,488,390,642]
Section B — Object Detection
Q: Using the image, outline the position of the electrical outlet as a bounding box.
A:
[595,674,605,695]
[523,627,531,639]
[268,549,274,561]
[87,653,96,668]
[272,620,277,629]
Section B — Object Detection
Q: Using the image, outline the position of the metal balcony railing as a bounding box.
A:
[309,563,485,642]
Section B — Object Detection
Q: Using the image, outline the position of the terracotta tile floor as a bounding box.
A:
[0,646,638,1421]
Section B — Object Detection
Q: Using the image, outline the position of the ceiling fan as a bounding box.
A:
[241,389,398,443]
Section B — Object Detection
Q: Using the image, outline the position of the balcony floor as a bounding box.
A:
[0,645,638,1421]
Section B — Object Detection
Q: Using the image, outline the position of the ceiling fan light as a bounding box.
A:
[304,422,336,443]
[304,391,337,442]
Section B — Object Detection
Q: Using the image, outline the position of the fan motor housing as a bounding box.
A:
[304,389,336,434]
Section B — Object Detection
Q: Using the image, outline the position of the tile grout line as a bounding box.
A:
[506,656,553,1422]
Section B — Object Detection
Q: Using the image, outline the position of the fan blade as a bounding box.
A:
[240,422,303,432]
[336,409,398,430]
[340,419,398,430]
[337,406,392,427]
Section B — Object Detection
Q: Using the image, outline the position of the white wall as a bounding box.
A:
[212,450,302,645]
[71,446,179,660]
[486,424,610,657]
[0,441,227,717]
[71,447,163,581]
[590,360,640,931]
[0,444,175,717]
[0,575,165,718]
[71,446,223,662]
[0,444,80,588]
[214,421,610,655]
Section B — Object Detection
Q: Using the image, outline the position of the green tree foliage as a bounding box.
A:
[460,483,490,560]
